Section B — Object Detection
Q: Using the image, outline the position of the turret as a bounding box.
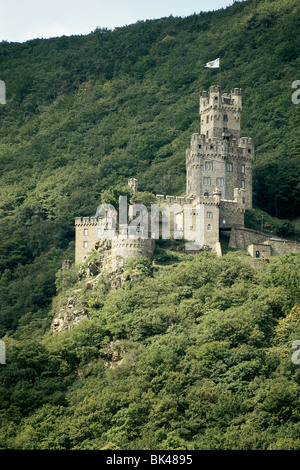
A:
[199,85,242,140]
[186,85,254,208]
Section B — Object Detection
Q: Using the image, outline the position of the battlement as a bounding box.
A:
[75,216,104,227]
[155,193,219,207]
[187,135,254,165]
[199,85,243,141]
[200,85,242,112]
[111,237,155,260]
[155,194,194,206]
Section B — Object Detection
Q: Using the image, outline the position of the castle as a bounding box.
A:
[75,85,300,266]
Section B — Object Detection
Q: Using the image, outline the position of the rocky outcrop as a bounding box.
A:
[102,340,125,367]
[52,295,88,332]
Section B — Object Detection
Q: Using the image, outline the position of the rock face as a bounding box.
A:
[51,258,145,332]
[52,295,88,332]
[103,340,125,367]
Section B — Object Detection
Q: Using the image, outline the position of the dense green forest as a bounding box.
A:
[0,0,300,450]
[1,251,300,449]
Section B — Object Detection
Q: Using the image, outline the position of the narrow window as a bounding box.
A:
[226,162,233,172]
[216,177,224,186]
[207,224,211,231]
[206,115,209,123]
[241,180,245,189]
[205,161,213,171]
[241,164,245,174]
[223,114,228,121]
[222,218,226,225]
[203,177,211,186]
[83,241,88,249]
[84,228,88,236]
[206,211,213,219]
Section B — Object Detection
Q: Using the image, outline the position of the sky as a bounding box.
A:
[0,0,235,43]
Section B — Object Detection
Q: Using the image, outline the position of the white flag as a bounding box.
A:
[204,58,220,69]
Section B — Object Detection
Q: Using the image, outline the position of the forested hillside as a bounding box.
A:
[0,0,300,450]
[1,251,300,449]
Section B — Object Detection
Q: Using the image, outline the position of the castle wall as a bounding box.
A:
[75,217,103,264]
[229,227,300,257]
[201,202,219,248]
[111,237,155,260]
[247,243,272,258]
[220,200,245,230]
[229,227,270,250]
[263,239,300,257]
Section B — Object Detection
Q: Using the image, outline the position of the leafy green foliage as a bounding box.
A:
[0,251,299,450]
[0,0,299,451]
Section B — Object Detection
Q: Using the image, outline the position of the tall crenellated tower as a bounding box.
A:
[186,85,254,209]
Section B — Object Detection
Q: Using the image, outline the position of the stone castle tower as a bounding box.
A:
[186,85,254,209]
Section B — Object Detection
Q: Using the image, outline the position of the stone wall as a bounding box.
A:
[220,200,245,230]
[75,217,103,264]
[111,237,155,261]
[264,239,300,256]
[229,227,270,250]
[247,243,272,258]
[229,226,300,257]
